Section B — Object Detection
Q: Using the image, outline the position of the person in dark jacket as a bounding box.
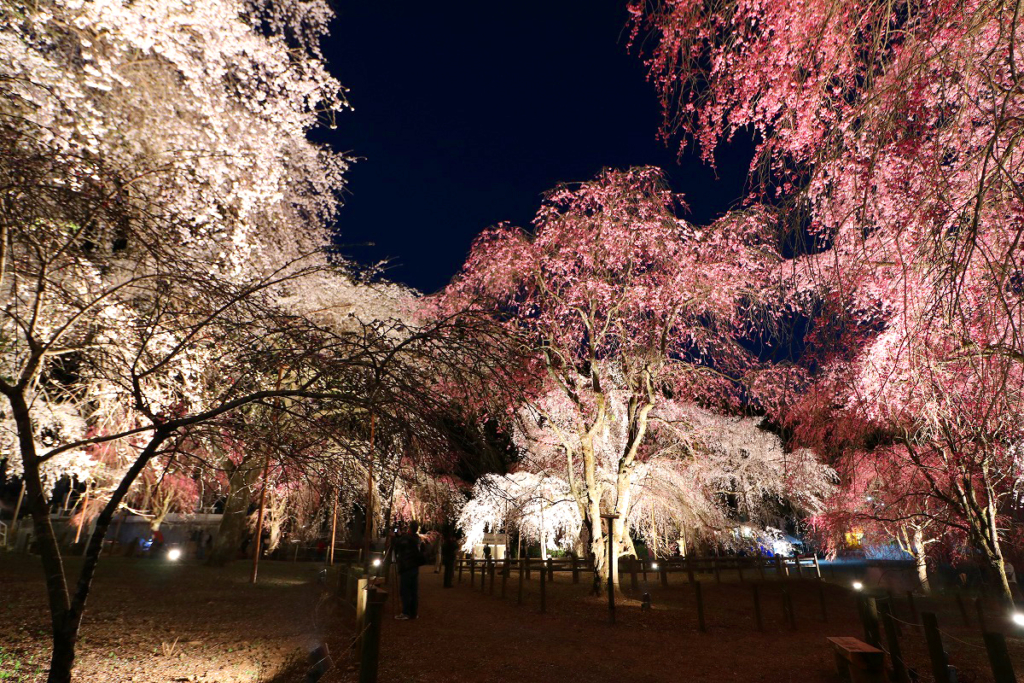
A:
[392,521,424,619]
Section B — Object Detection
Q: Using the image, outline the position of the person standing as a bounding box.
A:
[393,521,425,620]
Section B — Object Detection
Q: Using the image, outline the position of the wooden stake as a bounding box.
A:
[982,631,1017,683]
[922,612,951,683]
[879,599,908,683]
[540,557,547,613]
[973,596,988,633]
[752,583,763,632]
[782,587,796,630]
[695,581,706,632]
[906,591,919,625]
[859,596,881,648]
[955,592,971,626]
[517,557,525,605]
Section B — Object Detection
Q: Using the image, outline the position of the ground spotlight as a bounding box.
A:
[651,562,658,570]
[1012,612,1024,627]
[167,548,182,561]
[372,558,382,567]
[852,581,863,591]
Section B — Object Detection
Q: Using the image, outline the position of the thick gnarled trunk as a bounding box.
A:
[207,460,263,566]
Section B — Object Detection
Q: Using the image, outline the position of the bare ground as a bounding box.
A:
[2,555,1021,682]
[0,554,337,682]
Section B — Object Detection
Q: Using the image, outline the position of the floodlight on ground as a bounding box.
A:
[372,558,382,567]
[167,548,182,561]
[1012,612,1024,627]
[852,581,864,591]
[651,562,658,570]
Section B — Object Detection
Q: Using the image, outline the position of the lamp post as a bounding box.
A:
[601,513,619,624]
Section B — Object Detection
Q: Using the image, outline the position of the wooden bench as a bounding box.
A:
[827,637,885,683]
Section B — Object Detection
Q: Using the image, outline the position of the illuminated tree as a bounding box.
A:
[444,166,783,586]
[0,1,359,678]
[506,392,833,558]
[459,471,581,558]
[632,0,1024,603]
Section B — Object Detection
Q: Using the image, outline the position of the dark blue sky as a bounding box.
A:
[320,1,753,294]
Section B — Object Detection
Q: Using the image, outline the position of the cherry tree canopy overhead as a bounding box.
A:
[630,0,1024,601]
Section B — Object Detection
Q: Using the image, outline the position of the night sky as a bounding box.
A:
[321,1,754,294]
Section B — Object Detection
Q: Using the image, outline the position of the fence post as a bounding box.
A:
[774,555,783,580]
[712,557,721,584]
[525,556,531,581]
[858,596,881,648]
[355,578,369,648]
[982,631,1017,683]
[954,592,970,627]
[660,561,669,588]
[752,583,763,632]
[547,557,554,581]
[694,581,706,632]
[906,591,919,625]
[782,587,796,630]
[630,557,639,591]
[540,557,547,613]
[517,558,525,605]
[572,554,579,584]
[794,556,804,579]
[973,597,987,633]
[812,555,822,579]
[489,559,496,595]
[470,557,476,587]
[686,554,695,584]
[501,558,508,598]
[358,587,388,683]
[879,598,908,683]
[922,612,951,683]
[886,590,903,636]
[458,557,463,584]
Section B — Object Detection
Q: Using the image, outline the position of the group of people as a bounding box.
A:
[390,522,461,620]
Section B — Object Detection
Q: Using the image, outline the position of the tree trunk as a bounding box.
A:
[48,624,77,683]
[9,386,172,683]
[911,528,931,595]
[9,390,74,682]
[207,460,261,566]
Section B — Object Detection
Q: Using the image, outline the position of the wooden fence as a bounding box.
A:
[455,552,822,588]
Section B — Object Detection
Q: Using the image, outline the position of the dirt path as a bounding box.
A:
[333,570,854,683]
[329,568,1021,683]
[2,555,1017,682]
